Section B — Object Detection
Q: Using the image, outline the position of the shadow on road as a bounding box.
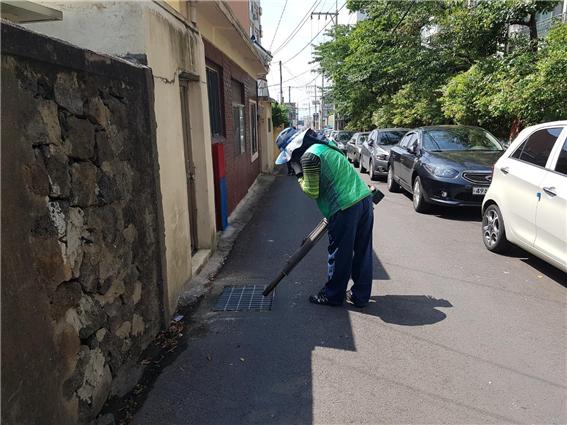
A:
[399,192,483,222]
[521,255,567,288]
[491,244,566,287]
[433,206,482,222]
[350,295,453,326]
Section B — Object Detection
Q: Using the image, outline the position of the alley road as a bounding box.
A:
[133,170,566,425]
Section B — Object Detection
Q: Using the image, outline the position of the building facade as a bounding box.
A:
[229,0,263,42]
[197,1,271,223]
[22,0,273,316]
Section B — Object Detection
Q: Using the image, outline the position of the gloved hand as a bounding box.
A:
[290,160,303,179]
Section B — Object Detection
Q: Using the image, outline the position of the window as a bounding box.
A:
[232,80,245,154]
[367,131,376,144]
[554,138,567,176]
[206,66,222,137]
[511,127,562,167]
[268,118,272,132]
[400,133,415,149]
[250,101,258,161]
[379,131,406,146]
[422,127,502,152]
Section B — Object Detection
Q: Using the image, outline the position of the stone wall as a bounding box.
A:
[1,22,165,425]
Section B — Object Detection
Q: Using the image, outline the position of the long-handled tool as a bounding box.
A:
[262,186,385,297]
[262,217,329,296]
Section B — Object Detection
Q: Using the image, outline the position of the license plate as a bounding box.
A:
[472,186,488,195]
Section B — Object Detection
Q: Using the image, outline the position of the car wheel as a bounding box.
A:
[387,166,401,193]
[482,204,510,253]
[360,158,367,173]
[370,159,378,181]
[412,177,430,213]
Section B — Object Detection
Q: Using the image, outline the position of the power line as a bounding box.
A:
[268,68,314,88]
[376,0,415,51]
[281,1,346,64]
[269,0,289,51]
[272,0,323,55]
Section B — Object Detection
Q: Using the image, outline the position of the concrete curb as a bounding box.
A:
[178,173,277,307]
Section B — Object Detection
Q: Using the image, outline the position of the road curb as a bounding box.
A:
[178,172,278,307]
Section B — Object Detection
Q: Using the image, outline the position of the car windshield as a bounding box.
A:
[379,131,406,145]
[337,132,354,142]
[423,128,503,152]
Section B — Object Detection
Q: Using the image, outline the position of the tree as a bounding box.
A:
[441,23,567,138]
[314,0,564,136]
[272,102,290,128]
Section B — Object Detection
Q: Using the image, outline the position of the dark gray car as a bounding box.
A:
[346,132,369,167]
[360,128,409,180]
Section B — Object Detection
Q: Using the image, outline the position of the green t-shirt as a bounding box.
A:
[298,143,371,218]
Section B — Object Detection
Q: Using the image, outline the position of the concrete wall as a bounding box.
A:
[259,99,275,173]
[25,2,146,60]
[227,0,250,36]
[25,1,218,318]
[1,23,164,425]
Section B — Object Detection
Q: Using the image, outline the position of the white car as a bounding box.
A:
[482,121,567,272]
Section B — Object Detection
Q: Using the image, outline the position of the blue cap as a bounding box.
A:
[275,128,308,165]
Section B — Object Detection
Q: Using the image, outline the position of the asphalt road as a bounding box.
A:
[133,166,566,425]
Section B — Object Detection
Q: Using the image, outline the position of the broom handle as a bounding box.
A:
[263,218,329,296]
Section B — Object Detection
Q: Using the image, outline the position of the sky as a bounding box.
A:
[260,0,358,120]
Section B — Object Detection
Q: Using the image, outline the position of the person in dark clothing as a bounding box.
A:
[275,128,374,307]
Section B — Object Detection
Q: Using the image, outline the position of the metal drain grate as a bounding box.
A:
[213,285,274,312]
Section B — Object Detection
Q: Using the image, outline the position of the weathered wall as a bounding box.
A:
[25,0,219,319]
[205,39,261,214]
[259,99,274,173]
[25,1,146,61]
[227,0,251,36]
[1,23,164,425]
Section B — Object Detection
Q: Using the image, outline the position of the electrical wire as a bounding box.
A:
[376,0,415,51]
[281,1,347,64]
[269,0,289,51]
[272,0,323,55]
[268,68,315,88]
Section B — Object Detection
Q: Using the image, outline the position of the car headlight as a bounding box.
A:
[424,164,459,178]
[375,153,388,160]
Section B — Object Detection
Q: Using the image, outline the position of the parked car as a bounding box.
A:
[481,121,567,272]
[346,132,369,167]
[360,128,409,180]
[329,131,354,154]
[387,125,504,213]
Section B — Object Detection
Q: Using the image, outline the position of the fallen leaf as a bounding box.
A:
[240,357,245,362]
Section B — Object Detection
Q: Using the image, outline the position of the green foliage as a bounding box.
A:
[271,102,290,128]
[314,0,565,136]
[441,23,567,136]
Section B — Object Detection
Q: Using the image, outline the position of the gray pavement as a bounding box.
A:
[133,169,566,425]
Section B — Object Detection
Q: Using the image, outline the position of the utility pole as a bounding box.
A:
[288,86,291,104]
[314,82,318,130]
[321,74,325,129]
[312,6,338,129]
[279,61,283,103]
[311,11,338,25]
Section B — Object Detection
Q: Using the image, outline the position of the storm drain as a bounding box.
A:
[213,285,274,312]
